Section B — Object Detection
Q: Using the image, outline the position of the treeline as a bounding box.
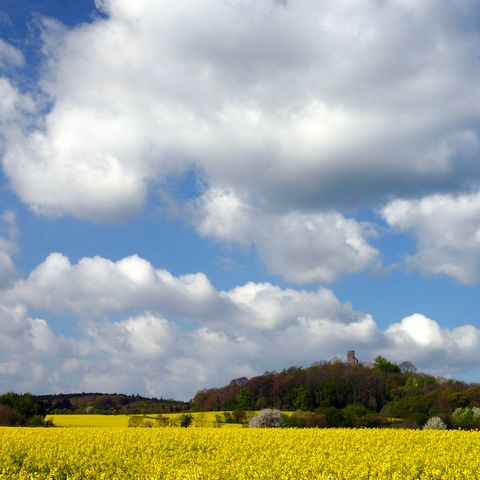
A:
[0,392,49,426]
[37,393,190,415]
[192,357,480,428]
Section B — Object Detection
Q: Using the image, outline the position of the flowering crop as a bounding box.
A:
[1,427,479,479]
[47,413,244,428]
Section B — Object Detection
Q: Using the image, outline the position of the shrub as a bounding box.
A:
[249,409,286,428]
[422,416,446,430]
[155,415,170,427]
[0,405,23,426]
[450,407,480,430]
[26,415,47,427]
[128,416,144,427]
[287,411,326,428]
[180,414,193,428]
[232,409,247,424]
[214,414,223,428]
[342,404,369,428]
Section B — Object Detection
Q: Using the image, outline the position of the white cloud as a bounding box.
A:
[1,251,480,398]
[2,252,225,319]
[0,40,24,68]
[0,77,33,129]
[0,211,18,288]
[193,188,379,283]
[1,251,367,325]
[2,1,480,220]
[0,305,70,393]
[384,313,480,372]
[382,191,480,284]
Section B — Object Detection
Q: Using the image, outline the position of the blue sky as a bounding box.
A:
[1,0,480,399]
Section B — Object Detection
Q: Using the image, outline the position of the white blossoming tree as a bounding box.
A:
[248,409,286,428]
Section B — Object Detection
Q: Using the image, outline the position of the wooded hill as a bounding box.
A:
[192,357,480,428]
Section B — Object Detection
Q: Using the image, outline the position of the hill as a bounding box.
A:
[192,356,480,428]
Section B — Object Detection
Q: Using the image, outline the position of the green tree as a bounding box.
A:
[373,356,401,374]
[236,388,254,409]
[180,414,193,428]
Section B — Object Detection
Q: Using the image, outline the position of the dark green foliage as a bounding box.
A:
[37,393,190,415]
[381,378,480,427]
[236,388,254,410]
[342,404,369,427]
[323,407,346,427]
[373,356,401,374]
[450,407,480,430]
[286,411,326,428]
[192,360,401,413]
[179,413,193,428]
[0,392,47,426]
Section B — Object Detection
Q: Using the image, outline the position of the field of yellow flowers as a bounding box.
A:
[46,412,243,428]
[1,427,479,479]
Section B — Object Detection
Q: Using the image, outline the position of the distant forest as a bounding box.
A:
[3,356,480,428]
[38,393,189,415]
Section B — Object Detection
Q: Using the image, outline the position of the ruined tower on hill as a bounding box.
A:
[347,350,359,365]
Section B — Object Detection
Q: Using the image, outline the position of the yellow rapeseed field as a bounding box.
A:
[46,413,244,428]
[0,427,479,479]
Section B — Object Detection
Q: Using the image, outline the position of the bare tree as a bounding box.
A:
[399,361,417,375]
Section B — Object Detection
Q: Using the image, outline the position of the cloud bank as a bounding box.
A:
[1,252,479,399]
[1,1,480,284]
[1,0,480,215]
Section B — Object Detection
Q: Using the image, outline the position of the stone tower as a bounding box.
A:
[347,350,359,365]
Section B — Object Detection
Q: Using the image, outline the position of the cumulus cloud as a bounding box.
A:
[0,251,368,326]
[1,252,226,319]
[2,0,480,220]
[193,188,379,283]
[0,211,19,288]
[0,305,71,393]
[0,40,24,69]
[385,313,480,373]
[382,191,480,284]
[1,251,480,398]
[0,77,34,130]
